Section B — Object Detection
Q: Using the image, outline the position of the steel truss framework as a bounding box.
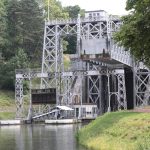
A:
[15,15,150,119]
[40,15,123,90]
[15,68,127,118]
[87,68,127,113]
[15,78,23,118]
[15,16,127,119]
[108,72,127,111]
[134,65,150,107]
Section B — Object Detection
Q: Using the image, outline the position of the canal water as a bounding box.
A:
[0,124,87,150]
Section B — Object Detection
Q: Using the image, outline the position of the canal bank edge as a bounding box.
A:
[77,111,150,150]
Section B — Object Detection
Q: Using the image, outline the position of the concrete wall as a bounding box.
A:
[81,38,108,54]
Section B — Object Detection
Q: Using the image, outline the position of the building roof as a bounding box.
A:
[56,106,74,111]
[85,10,106,13]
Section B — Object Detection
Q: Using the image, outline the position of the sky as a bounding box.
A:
[59,0,128,16]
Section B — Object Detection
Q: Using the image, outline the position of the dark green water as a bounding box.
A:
[0,124,87,150]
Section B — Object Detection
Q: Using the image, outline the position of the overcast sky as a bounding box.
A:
[59,0,128,16]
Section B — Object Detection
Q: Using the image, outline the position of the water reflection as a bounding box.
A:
[0,124,87,150]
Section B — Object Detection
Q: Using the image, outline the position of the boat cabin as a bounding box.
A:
[74,104,98,119]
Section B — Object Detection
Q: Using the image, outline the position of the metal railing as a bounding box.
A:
[16,68,41,74]
[46,15,121,25]
[111,44,133,67]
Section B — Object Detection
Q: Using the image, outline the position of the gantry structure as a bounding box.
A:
[15,11,150,119]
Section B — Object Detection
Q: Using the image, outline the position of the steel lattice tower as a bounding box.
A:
[15,13,150,119]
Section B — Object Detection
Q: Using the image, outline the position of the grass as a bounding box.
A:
[0,90,16,119]
[0,112,15,120]
[77,111,150,150]
[63,54,71,70]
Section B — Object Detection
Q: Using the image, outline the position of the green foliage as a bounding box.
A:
[63,54,70,70]
[64,5,85,18]
[0,0,44,90]
[4,0,44,62]
[0,0,7,52]
[77,111,150,150]
[0,0,84,90]
[0,90,15,119]
[0,49,29,89]
[0,90,14,105]
[114,0,150,65]
[19,0,44,61]
[44,0,69,19]
[0,112,15,119]
[63,5,85,54]
[64,35,77,54]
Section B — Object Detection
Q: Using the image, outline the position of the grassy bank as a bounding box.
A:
[0,90,16,119]
[77,111,150,150]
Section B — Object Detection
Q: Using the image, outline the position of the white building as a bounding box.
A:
[85,10,109,20]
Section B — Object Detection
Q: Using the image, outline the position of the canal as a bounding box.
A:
[0,124,87,150]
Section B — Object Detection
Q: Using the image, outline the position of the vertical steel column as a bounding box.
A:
[133,62,136,108]
[15,78,24,119]
[87,63,90,103]
[39,23,59,115]
[77,14,81,57]
[88,76,101,103]
[135,66,150,107]
[56,36,64,105]
[98,75,102,114]
[117,72,127,109]
[62,76,73,105]
[55,25,59,105]
[71,76,82,105]
[107,20,111,40]
[27,72,32,121]
[41,21,47,89]
[41,23,57,88]
[108,69,127,111]
[107,73,111,112]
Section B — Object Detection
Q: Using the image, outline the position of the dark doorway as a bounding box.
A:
[125,68,134,109]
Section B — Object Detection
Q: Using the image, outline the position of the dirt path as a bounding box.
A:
[132,107,150,113]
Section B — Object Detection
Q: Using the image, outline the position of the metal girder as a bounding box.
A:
[15,78,24,118]
[15,14,134,119]
[88,75,101,104]
[16,68,126,79]
[108,71,127,111]
[81,22,107,39]
[87,63,127,113]
[117,73,127,109]
[134,68,150,107]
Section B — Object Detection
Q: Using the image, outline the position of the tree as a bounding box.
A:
[19,0,44,63]
[0,0,8,54]
[44,0,69,19]
[3,0,21,60]
[63,6,85,54]
[0,49,29,90]
[63,35,77,54]
[0,0,44,90]
[114,0,150,65]
[4,0,44,63]
[64,5,85,18]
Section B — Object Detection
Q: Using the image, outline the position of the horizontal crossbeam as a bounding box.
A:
[16,69,124,79]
